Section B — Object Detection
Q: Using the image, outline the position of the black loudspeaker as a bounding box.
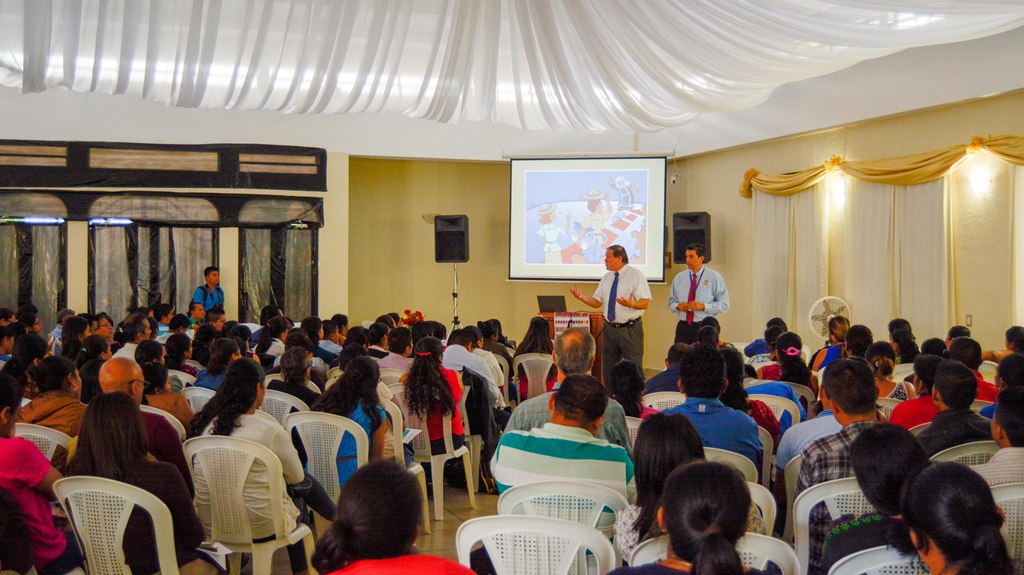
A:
[672,212,711,263]
[434,215,469,263]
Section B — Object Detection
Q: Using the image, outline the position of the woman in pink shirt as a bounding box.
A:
[0,373,83,575]
[405,337,464,455]
[610,359,658,420]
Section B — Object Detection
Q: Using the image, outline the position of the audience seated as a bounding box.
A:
[754,325,784,377]
[644,343,687,395]
[0,486,36,574]
[662,344,762,465]
[193,338,241,391]
[68,392,215,575]
[378,326,413,372]
[0,325,16,363]
[609,461,779,575]
[0,374,84,575]
[979,351,1024,418]
[916,360,992,456]
[866,341,915,401]
[947,336,997,401]
[743,317,787,360]
[77,358,105,405]
[273,331,329,383]
[972,386,1024,486]
[902,462,1013,575]
[76,334,110,371]
[888,354,942,430]
[720,348,780,441]
[773,384,841,518]
[311,460,473,575]
[466,326,505,399]
[945,325,971,347]
[477,319,514,376]
[134,339,165,366]
[890,327,919,366]
[443,329,500,409]
[819,425,926,572]
[492,374,635,499]
[319,319,343,357]
[311,356,387,488]
[165,332,197,377]
[113,312,152,360]
[920,337,947,357]
[189,358,336,575]
[17,356,85,437]
[797,359,878,574]
[981,325,1024,363]
[141,362,194,429]
[504,328,631,453]
[809,315,849,372]
[190,324,217,366]
[299,317,334,365]
[610,360,658,421]
[406,337,466,455]
[366,322,390,359]
[2,333,50,398]
[57,316,89,363]
[254,316,290,359]
[512,317,558,401]
[843,325,872,361]
[268,346,321,406]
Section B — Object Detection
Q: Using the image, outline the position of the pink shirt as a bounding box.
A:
[0,437,65,569]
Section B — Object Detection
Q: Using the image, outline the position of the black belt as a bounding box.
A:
[607,318,640,328]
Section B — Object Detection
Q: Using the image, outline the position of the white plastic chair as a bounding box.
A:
[20,396,30,407]
[971,399,993,414]
[783,454,802,543]
[259,389,310,426]
[497,480,630,538]
[705,447,758,483]
[14,423,71,460]
[876,397,903,420]
[758,425,773,488]
[749,394,801,426]
[788,383,817,411]
[324,375,340,390]
[457,371,483,492]
[327,366,342,381]
[380,397,430,533]
[513,353,555,401]
[494,354,512,406]
[304,380,321,394]
[929,440,1000,465]
[140,404,187,441]
[168,369,197,387]
[628,535,667,566]
[53,476,183,575]
[183,386,215,414]
[456,515,616,575]
[739,532,800,575]
[991,482,1024,565]
[980,360,999,382]
[748,482,777,534]
[908,422,930,436]
[263,373,284,385]
[794,477,874,575]
[183,436,315,575]
[892,363,915,379]
[284,411,368,504]
[827,545,928,575]
[625,416,642,450]
[640,391,686,411]
[403,400,476,521]
[379,368,406,386]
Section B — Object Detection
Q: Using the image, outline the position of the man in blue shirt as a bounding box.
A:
[644,343,687,394]
[192,266,225,312]
[662,344,761,465]
[668,243,729,344]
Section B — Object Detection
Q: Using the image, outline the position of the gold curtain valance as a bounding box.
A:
[740,135,1024,198]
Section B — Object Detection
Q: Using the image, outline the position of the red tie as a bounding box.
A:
[686,272,697,324]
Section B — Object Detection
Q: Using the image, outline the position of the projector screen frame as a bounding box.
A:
[508,156,667,283]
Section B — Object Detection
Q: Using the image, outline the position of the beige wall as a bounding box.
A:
[349,90,1024,362]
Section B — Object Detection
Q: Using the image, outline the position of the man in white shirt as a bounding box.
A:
[466,325,506,402]
[570,244,651,384]
[668,242,729,344]
[443,329,501,408]
[113,312,152,360]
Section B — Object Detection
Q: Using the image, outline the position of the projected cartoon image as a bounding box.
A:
[524,169,648,265]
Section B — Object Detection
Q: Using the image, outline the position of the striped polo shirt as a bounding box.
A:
[491,423,635,501]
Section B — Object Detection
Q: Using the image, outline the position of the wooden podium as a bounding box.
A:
[540,312,606,386]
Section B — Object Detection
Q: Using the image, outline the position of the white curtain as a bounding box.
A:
[1,1,1023,132]
[752,184,828,340]
[842,179,949,340]
[1012,165,1024,325]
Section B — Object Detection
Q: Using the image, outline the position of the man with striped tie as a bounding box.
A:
[668,243,729,344]
[570,245,651,384]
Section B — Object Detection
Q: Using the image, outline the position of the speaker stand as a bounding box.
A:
[449,263,462,333]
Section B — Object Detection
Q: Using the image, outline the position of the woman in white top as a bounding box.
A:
[189,358,335,575]
[254,316,291,359]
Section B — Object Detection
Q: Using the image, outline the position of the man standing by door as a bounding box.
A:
[668,243,729,344]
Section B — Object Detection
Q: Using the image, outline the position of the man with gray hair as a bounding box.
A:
[503,326,631,454]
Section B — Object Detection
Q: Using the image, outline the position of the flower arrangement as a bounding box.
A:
[402,309,424,325]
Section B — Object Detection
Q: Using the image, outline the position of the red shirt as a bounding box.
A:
[975,371,998,402]
[328,554,474,574]
[426,367,464,441]
[889,395,940,430]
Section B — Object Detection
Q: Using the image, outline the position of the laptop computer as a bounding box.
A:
[537,295,568,313]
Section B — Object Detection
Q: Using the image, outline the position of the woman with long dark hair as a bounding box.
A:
[761,331,817,396]
[312,356,387,488]
[867,341,915,400]
[76,334,111,369]
[891,328,920,365]
[254,316,290,357]
[17,355,84,437]
[68,392,214,575]
[1,333,50,398]
[405,337,464,455]
[513,316,557,401]
[190,358,335,575]
[610,360,657,420]
[193,338,240,391]
[165,332,197,376]
[58,316,90,362]
[311,460,472,574]
[141,361,194,429]
[720,347,781,440]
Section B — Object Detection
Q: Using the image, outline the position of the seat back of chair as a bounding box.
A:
[991,482,1024,565]
[970,399,993,414]
[403,401,455,460]
[629,535,668,566]
[749,394,801,427]
[624,416,641,450]
[737,533,799,575]
[827,545,929,575]
[456,515,615,575]
[259,389,310,426]
[169,369,197,387]
[285,412,367,502]
[876,397,903,420]
[379,368,405,386]
[139,404,187,441]
[457,374,475,437]
[183,386,215,414]
[892,363,915,379]
[705,447,758,483]
[184,435,288,544]
[513,353,555,401]
[494,354,511,404]
[794,477,873,573]
[497,480,629,530]
[757,426,773,487]
[787,383,816,410]
[640,391,686,411]
[14,423,71,460]
[305,380,321,394]
[929,440,1000,465]
[747,482,777,534]
[53,476,180,575]
[783,454,802,543]
[381,398,407,466]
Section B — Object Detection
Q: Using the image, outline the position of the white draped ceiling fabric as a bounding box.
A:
[2,1,1024,133]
